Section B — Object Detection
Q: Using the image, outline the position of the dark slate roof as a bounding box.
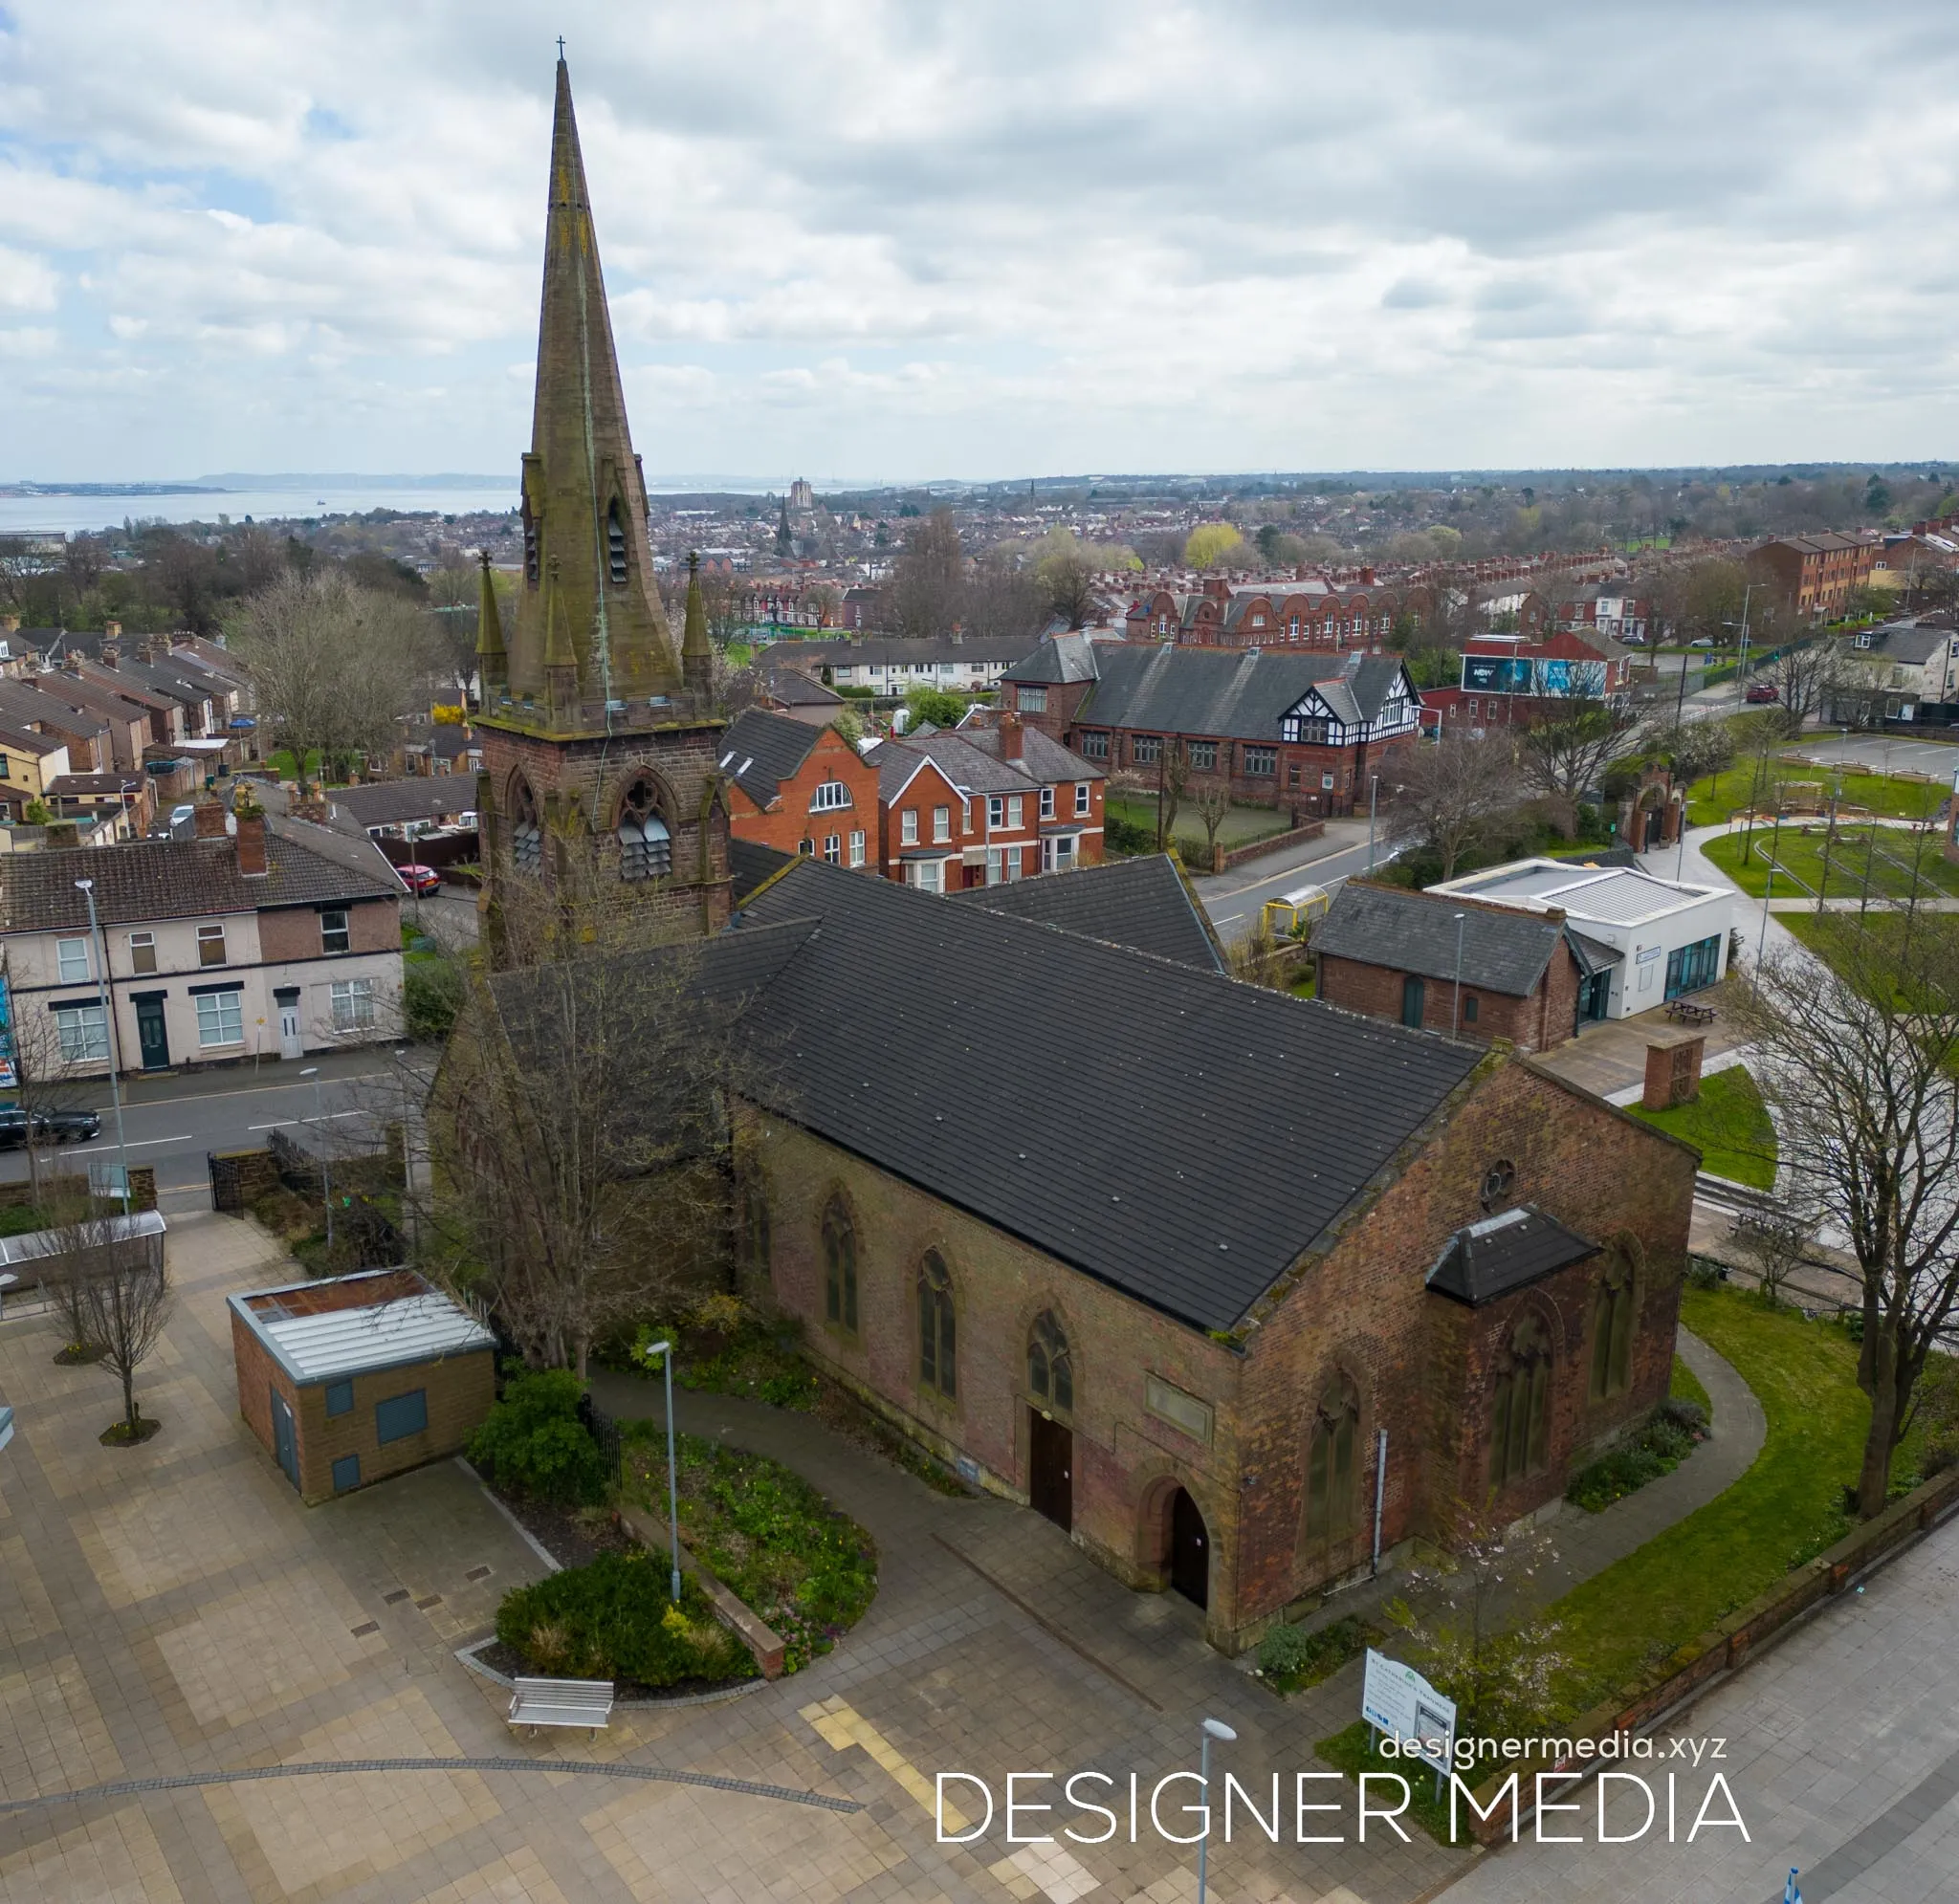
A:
[886,730,1029,796]
[1003,633,1103,686]
[325,778,477,830]
[717,707,822,807]
[730,837,797,905]
[1425,1205,1598,1306]
[1074,645,1408,744]
[0,812,400,932]
[956,724,1108,785]
[1565,930,1622,976]
[733,860,1484,1331]
[763,667,844,707]
[1862,623,1948,666]
[1311,885,1568,997]
[955,855,1223,973]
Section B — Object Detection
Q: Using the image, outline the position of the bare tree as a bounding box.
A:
[4,956,103,1210]
[1387,733,1519,880]
[1156,739,1192,852]
[1728,1203,1820,1307]
[963,551,1049,645]
[1765,640,1840,733]
[887,508,965,640]
[1189,777,1235,870]
[1518,696,1640,837]
[425,856,777,1376]
[1731,929,1959,1516]
[1039,544,1099,631]
[231,569,435,786]
[50,1205,172,1444]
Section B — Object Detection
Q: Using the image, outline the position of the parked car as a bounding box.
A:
[0,1106,102,1149]
[1745,683,1780,704]
[396,864,444,895]
[1687,638,1716,649]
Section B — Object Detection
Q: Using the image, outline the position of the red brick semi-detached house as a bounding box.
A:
[720,706,881,872]
[1310,881,1618,1052]
[1003,637,1420,819]
[662,860,1699,1652]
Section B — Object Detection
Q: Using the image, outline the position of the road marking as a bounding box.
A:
[247,1111,367,1130]
[70,1134,192,1153]
[117,1069,393,1112]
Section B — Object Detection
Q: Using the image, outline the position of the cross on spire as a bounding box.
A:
[556,35,566,59]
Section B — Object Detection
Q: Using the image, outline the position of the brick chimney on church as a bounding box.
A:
[1000,712,1024,761]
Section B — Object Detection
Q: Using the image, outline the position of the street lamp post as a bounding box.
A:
[641,1339,682,1602]
[391,1047,420,1256]
[73,880,131,1213]
[1452,911,1467,1034]
[299,1066,333,1252]
[1196,1718,1236,1904]
[1366,774,1380,875]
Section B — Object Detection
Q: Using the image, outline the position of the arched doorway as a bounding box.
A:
[1169,1487,1209,1609]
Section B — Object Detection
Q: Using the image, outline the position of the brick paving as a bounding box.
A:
[0,1211,1804,1904]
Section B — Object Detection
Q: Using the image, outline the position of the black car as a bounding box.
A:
[0,1106,103,1149]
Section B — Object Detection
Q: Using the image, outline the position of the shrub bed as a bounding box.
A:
[624,1426,876,1674]
[1255,1613,1373,1696]
[1565,1400,1707,1513]
[495,1551,755,1692]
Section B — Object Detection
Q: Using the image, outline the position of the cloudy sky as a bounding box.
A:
[5,0,1959,483]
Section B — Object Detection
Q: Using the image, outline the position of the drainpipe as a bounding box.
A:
[1370,1428,1388,1577]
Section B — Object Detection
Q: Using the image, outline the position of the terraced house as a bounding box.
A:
[1124,573,1397,651]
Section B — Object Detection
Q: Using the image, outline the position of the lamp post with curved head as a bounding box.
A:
[73,879,131,1213]
[1196,1717,1236,1902]
[298,1066,332,1251]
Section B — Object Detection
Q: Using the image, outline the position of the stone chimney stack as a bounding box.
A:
[100,641,120,667]
[103,620,121,639]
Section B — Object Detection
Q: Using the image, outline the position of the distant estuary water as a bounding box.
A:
[0,487,521,538]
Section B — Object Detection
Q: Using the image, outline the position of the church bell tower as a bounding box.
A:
[476,54,724,957]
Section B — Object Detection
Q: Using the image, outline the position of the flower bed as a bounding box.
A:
[623,1426,876,1674]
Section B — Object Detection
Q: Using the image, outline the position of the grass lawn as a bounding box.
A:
[1627,1064,1776,1189]
[1778,911,1959,1005]
[1702,822,1959,904]
[1670,1352,1712,1418]
[1686,756,1948,829]
[1545,1283,1877,1717]
[1105,793,1289,856]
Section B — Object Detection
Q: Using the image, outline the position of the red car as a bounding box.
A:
[396,864,444,895]
[1744,684,1779,704]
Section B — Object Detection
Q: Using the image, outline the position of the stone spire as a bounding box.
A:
[474,549,506,692]
[507,55,681,711]
[682,550,712,693]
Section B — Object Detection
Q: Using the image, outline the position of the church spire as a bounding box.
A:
[506,54,681,712]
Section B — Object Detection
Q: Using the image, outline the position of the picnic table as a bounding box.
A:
[1666,999,1717,1026]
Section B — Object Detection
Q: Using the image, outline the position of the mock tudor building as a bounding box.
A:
[1311,882,1618,1050]
[1002,638,1420,819]
[699,860,1697,1652]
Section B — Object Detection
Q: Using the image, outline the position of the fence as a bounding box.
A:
[577,1391,625,1487]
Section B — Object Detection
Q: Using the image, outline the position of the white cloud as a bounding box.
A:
[4,0,1959,477]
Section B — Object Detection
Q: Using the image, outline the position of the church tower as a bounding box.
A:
[477,54,726,957]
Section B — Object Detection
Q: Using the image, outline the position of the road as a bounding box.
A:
[1194,819,1397,940]
[0,1049,407,1213]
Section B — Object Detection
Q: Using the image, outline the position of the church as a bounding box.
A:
[474,57,1700,1654]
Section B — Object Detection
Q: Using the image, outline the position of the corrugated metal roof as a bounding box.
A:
[0,1209,165,1266]
[258,1293,495,1382]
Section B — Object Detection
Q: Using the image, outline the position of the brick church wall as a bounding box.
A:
[1317,943,1583,1053]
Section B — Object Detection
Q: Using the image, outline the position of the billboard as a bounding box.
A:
[0,966,14,1094]
[1461,654,1605,699]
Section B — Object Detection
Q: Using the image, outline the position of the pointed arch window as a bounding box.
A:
[1305,1374,1360,1542]
[606,500,628,586]
[918,1251,956,1399]
[511,776,542,874]
[1490,1313,1552,1488]
[1588,1246,1639,1402]
[617,778,671,882]
[821,1197,857,1333]
[1027,1311,1072,1413]
[522,493,540,587]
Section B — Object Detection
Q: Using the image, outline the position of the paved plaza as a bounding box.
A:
[2,1212,1953,1903]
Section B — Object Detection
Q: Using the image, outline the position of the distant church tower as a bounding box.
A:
[476,54,724,956]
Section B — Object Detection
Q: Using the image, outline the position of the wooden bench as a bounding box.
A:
[507,1675,614,1739]
[1666,999,1716,1025]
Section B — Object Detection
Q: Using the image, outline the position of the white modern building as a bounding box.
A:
[1428,858,1732,1021]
